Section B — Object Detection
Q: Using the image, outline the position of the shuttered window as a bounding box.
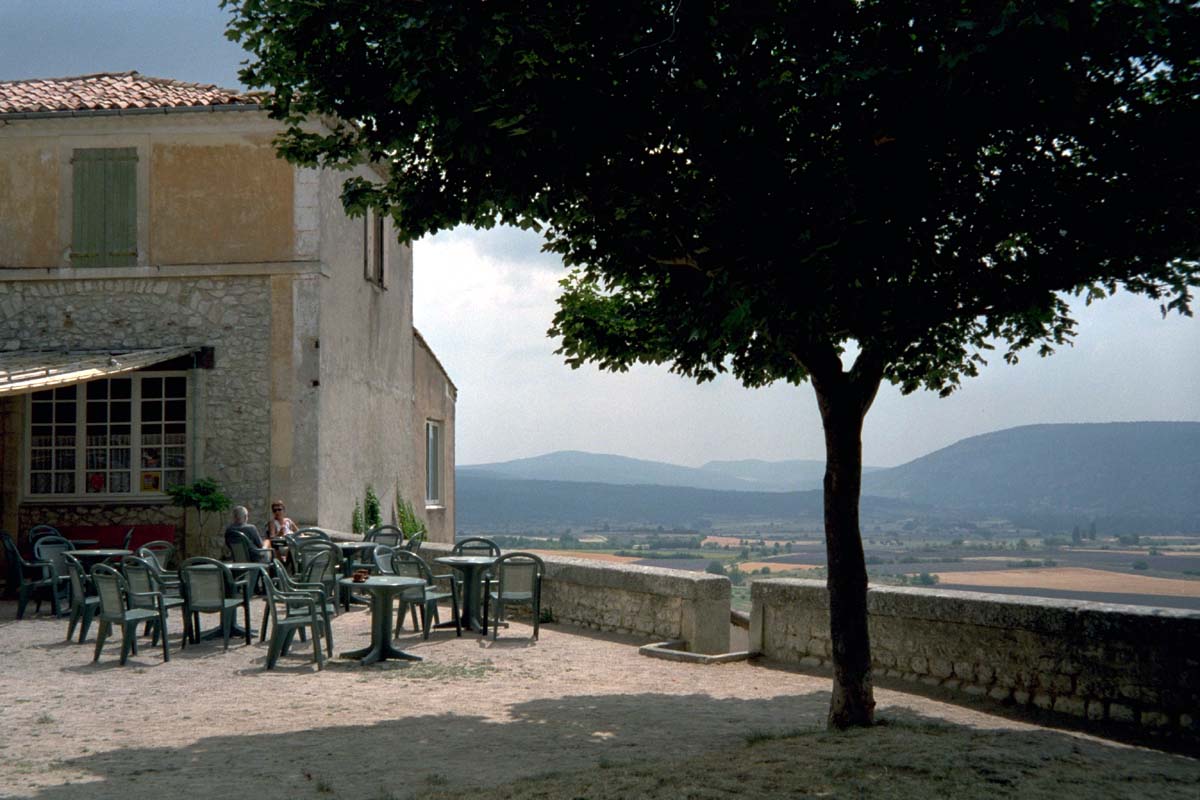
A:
[71,148,137,267]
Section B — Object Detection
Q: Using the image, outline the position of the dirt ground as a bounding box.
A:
[928,567,1200,598]
[1,599,1196,800]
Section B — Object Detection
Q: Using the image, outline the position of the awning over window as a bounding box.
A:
[0,346,196,397]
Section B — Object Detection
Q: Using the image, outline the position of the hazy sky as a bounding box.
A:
[4,1,1197,468]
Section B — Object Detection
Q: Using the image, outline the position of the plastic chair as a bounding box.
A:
[482,552,545,641]
[178,557,252,649]
[91,564,171,666]
[391,550,461,640]
[136,545,182,595]
[226,529,273,565]
[260,565,326,670]
[373,545,397,574]
[262,561,335,658]
[451,536,501,557]
[32,535,74,614]
[296,541,341,606]
[403,530,426,553]
[364,525,405,548]
[285,529,332,573]
[137,540,177,571]
[122,555,186,641]
[1,531,58,618]
[28,525,62,545]
[121,528,134,551]
[62,553,99,642]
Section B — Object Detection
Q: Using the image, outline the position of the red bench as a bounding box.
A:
[58,524,178,551]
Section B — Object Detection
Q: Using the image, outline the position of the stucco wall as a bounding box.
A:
[150,135,294,265]
[412,334,456,543]
[750,578,1199,743]
[0,276,272,555]
[0,112,291,269]
[314,168,417,531]
[0,136,60,266]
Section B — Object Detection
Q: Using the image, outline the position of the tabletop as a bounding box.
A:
[226,561,269,571]
[338,575,424,590]
[335,541,378,552]
[434,555,498,567]
[69,549,132,558]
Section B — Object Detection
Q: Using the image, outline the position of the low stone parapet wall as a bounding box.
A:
[750,578,1199,741]
[419,543,730,654]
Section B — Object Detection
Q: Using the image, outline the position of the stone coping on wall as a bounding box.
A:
[417,541,729,601]
[753,578,1200,633]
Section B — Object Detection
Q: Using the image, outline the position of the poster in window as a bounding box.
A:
[140,471,161,492]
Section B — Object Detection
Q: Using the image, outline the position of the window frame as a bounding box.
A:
[364,209,386,288]
[425,419,442,507]
[24,371,190,502]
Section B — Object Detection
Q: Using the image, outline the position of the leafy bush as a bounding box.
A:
[364,485,382,529]
[351,500,364,535]
[166,477,231,558]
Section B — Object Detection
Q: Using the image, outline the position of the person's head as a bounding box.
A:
[271,500,287,517]
[232,505,249,524]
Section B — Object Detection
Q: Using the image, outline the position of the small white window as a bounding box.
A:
[425,420,442,506]
[364,210,385,287]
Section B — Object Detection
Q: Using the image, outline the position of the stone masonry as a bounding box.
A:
[751,578,1199,744]
[0,276,271,556]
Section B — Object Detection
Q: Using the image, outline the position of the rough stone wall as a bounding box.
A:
[0,276,272,556]
[751,579,1199,742]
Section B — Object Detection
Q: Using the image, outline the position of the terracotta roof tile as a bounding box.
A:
[0,71,260,115]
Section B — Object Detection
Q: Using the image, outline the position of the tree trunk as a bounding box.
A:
[811,362,882,729]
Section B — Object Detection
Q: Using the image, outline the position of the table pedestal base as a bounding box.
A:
[339,588,421,664]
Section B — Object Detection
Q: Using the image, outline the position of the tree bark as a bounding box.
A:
[810,357,883,729]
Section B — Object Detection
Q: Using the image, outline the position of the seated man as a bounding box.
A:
[224,505,271,563]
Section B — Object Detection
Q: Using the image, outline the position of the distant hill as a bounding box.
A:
[456,422,1200,534]
[456,475,916,531]
[863,422,1200,531]
[461,450,885,492]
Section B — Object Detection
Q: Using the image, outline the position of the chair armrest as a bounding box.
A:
[128,589,165,610]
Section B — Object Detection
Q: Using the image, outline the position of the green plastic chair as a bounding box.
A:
[284,528,331,573]
[262,560,335,658]
[482,552,545,641]
[365,525,405,548]
[260,565,326,670]
[226,529,273,565]
[1,531,59,618]
[122,555,186,641]
[91,564,171,666]
[32,535,75,614]
[178,557,252,649]
[391,550,461,640]
[27,525,62,545]
[295,541,341,605]
[138,540,176,571]
[451,536,501,557]
[62,552,99,642]
[402,530,426,553]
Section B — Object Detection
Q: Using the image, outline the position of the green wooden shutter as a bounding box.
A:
[71,148,137,267]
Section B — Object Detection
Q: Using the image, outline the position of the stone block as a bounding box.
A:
[964,684,988,697]
[930,658,954,679]
[953,661,974,679]
[1140,710,1170,728]
[799,656,822,669]
[910,656,929,675]
[1053,696,1087,717]
[989,686,1012,703]
[1108,703,1135,724]
[1013,690,1031,706]
[1086,701,1105,721]
[920,675,942,687]
[1033,693,1054,710]
[976,664,995,684]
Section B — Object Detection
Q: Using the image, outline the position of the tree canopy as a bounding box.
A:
[225,0,1200,727]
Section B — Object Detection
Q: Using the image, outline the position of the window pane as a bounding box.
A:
[86,381,107,400]
[110,472,131,493]
[86,450,107,469]
[55,402,76,423]
[110,448,131,469]
[142,400,162,422]
[87,402,107,423]
[141,448,161,468]
[142,377,162,398]
[31,403,52,424]
[31,473,51,494]
[32,390,53,403]
[165,399,186,422]
[165,448,186,468]
[110,378,131,399]
[57,385,76,400]
[55,450,75,470]
[55,473,75,493]
[165,377,186,398]
[31,450,51,470]
[111,402,131,423]
[164,470,185,489]
[86,472,106,493]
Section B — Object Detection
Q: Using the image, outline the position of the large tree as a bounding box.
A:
[225,1,1199,727]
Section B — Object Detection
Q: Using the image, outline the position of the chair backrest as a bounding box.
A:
[286,529,331,570]
[179,557,235,612]
[122,528,134,551]
[121,555,161,608]
[364,525,404,548]
[390,550,434,584]
[492,552,545,598]
[452,536,500,557]
[292,528,331,542]
[34,536,74,577]
[63,552,89,602]
[1,530,24,563]
[403,530,426,552]
[28,524,61,544]
[91,563,129,621]
[372,544,397,574]
[226,530,257,563]
[138,541,176,570]
[298,544,339,591]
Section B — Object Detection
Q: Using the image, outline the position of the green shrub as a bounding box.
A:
[364,485,382,529]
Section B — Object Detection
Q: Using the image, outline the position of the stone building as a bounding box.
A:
[0,72,456,555]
